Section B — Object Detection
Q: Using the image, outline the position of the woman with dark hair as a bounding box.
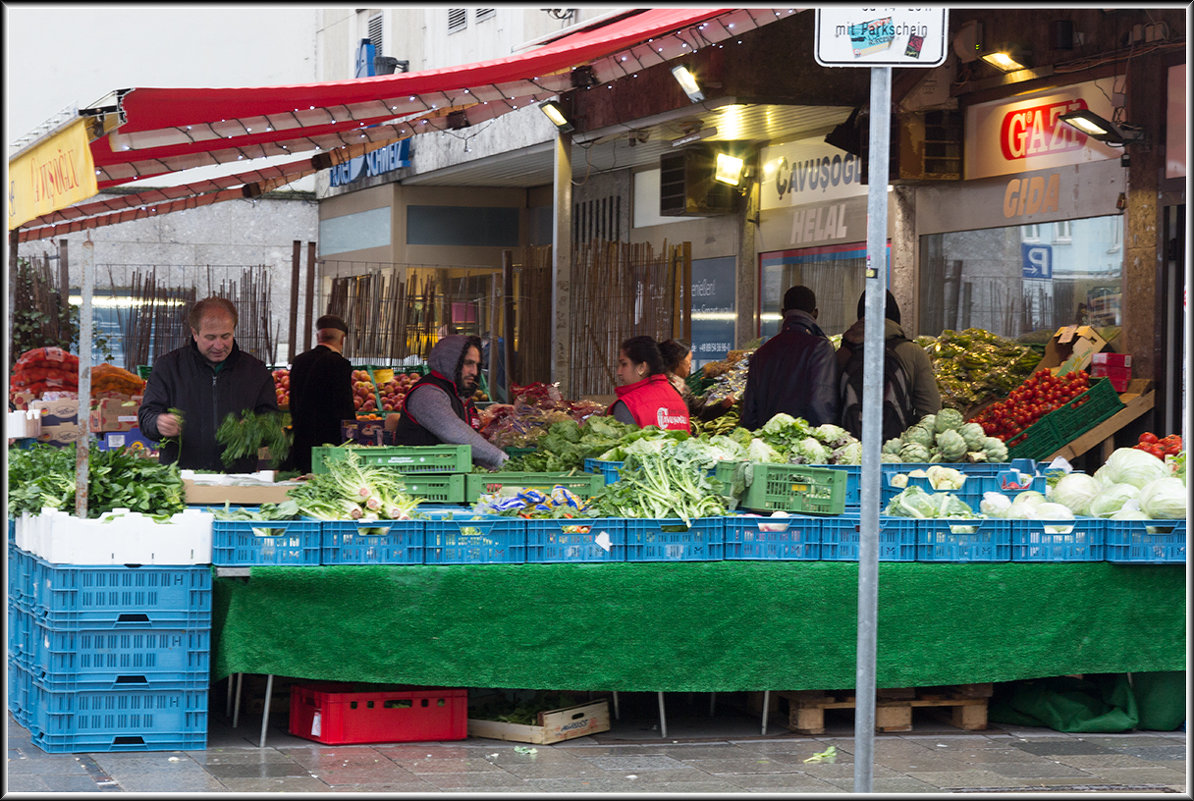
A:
[607,335,690,431]
[659,339,736,424]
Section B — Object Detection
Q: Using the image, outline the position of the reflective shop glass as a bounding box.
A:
[918,215,1123,339]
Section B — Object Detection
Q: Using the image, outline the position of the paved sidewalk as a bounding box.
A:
[6,693,1187,795]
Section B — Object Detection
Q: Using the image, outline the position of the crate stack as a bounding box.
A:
[7,515,212,753]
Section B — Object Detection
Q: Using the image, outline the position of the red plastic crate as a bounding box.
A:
[288,683,467,744]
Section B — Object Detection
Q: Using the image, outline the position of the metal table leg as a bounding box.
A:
[709,691,716,717]
[232,673,244,728]
[612,690,620,719]
[657,691,667,738]
[259,674,274,748]
[761,689,770,735]
[226,674,235,719]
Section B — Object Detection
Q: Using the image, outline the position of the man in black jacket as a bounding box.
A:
[287,314,356,473]
[138,296,277,472]
[739,285,840,430]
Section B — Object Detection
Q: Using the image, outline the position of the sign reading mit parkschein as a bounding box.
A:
[815,8,947,68]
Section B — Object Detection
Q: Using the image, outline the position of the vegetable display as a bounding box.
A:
[89,363,147,400]
[272,368,290,408]
[350,369,379,413]
[285,447,421,521]
[1133,432,1183,460]
[913,328,1042,418]
[882,408,1009,464]
[588,449,728,524]
[480,382,605,449]
[7,442,185,520]
[968,369,1091,442]
[884,486,976,519]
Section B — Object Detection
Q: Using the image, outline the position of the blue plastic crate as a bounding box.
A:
[26,556,212,623]
[1104,519,1186,564]
[831,460,1038,511]
[881,468,1044,512]
[20,617,210,690]
[624,518,724,562]
[27,682,208,753]
[916,518,1012,562]
[819,514,918,561]
[8,602,34,666]
[211,517,322,566]
[424,516,526,565]
[320,518,425,565]
[9,545,34,607]
[524,518,625,563]
[583,458,624,485]
[9,657,31,727]
[723,513,820,560]
[1009,517,1105,562]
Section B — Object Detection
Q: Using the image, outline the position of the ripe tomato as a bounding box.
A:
[1138,432,1159,444]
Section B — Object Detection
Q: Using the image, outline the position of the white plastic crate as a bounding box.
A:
[17,507,212,565]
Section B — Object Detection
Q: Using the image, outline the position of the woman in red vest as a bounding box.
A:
[607,335,691,432]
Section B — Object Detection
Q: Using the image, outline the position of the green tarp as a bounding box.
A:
[212,561,1184,692]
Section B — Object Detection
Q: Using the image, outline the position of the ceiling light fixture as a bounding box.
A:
[979,45,1032,72]
[538,99,574,133]
[670,126,717,147]
[1059,109,1144,145]
[670,65,704,103]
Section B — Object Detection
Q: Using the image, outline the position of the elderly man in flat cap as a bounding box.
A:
[287,314,357,473]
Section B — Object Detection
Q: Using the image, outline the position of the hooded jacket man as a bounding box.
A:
[138,297,277,472]
[739,285,840,430]
[389,334,508,470]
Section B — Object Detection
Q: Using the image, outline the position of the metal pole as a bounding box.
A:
[854,65,892,795]
[288,241,301,362]
[74,237,94,519]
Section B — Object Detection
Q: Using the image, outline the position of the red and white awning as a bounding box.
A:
[16,8,798,242]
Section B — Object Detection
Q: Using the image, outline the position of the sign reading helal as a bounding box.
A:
[815,8,948,67]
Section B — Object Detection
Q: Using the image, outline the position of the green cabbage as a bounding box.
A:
[902,425,935,449]
[1048,472,1101,516]
[1087,483,1139,518]
[983,437,1008,462]
[935,429,967,461]
[1095,447,1167,489]
[884,485,976,518]
[1136,476,1187,519]
[934,408,965,433]
[790,437,829,465]
[959,422,987,451]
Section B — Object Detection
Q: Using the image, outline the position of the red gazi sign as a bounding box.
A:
[999,98,1090,161]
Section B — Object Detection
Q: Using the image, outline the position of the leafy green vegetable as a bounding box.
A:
[216,410,292,468]
[7,442,185,520]
[285,447,420,521]
[156,406,186,450]
[883,485,976,518]
[589,448,727,524]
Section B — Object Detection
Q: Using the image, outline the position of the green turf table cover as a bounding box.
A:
[212,561,1184,692]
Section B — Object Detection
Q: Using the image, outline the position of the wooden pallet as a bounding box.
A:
[749,684,991,734]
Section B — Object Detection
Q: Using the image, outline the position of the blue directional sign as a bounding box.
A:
[1021,243,1053,279]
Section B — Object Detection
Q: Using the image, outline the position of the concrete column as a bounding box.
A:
[736,177,760,346]
[551,131,573,396]
[1121,50,1166,388]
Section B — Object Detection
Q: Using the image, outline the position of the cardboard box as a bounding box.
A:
[1040,325,1107,375]
[9,391,36,410]
[183,478,301,505]
[89,398,141,432]
[30,399,78,427]
[467,699,611,744]
[341,419,386,446]
[95,428,160,458]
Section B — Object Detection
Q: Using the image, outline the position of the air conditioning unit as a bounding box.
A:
[659,146,737,217]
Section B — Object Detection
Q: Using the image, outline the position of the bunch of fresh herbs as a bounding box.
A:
[216,410,291,468]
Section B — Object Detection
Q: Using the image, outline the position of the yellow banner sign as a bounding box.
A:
[9,118,98,230]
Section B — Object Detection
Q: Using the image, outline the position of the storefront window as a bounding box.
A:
[919,215,1123,339]
[759,244,882,338]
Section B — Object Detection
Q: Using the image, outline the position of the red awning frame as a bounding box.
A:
[16,8,798,242]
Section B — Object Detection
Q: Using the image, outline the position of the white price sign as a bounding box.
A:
[816,8,948,67]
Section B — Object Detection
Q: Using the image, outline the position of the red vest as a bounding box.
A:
[611,374,691,431]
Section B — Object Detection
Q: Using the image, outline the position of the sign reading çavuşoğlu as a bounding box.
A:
[9,119,98,230]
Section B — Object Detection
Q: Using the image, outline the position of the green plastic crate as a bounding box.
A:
[393,472,465,504]
[464,472,604,502]
[716,462,847,515]
[1006,377,1124,461]
[136,365,152,380]
[312,445,471,474]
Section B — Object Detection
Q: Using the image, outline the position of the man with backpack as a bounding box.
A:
[740,285,840,430]
[837,290,941,441]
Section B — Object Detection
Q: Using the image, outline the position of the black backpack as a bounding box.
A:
[840,336,916,441]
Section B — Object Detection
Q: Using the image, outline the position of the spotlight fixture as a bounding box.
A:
[538,99,574,133]
[446,110,471,130]
[670,65,704,103]
[979,45,1032,72]
[670,126,717,148]
[1059,109,1144,145]
[713,152,744,186]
